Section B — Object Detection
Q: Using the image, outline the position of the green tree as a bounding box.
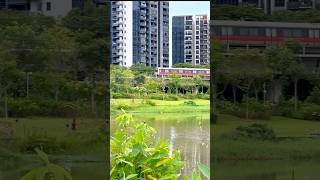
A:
[110,66,134,93]
[130,64,154,76]
[265,45,306,111]
[167,74,180,94]
[0,49,22,119]
[229,49,272,120]
[145,79,159,94]
[38,25,76,102]
[193,76,205,95]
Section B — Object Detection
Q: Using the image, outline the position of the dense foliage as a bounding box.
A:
[110,111,184,179]
[212,40,320,121]
[0,1,109,118]
[234,123,276,141]
[110,111,210,179]
[110,65,210,101]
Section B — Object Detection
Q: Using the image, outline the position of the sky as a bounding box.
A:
[169,1,210,67]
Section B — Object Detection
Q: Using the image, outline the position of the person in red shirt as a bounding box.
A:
[71,118,77,131]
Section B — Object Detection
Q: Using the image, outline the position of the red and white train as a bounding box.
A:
[155,67,210,80]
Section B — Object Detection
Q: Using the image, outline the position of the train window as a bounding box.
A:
[248,28,258,36]
[222,27,229,35]
[315,30,319,38]
[309,30,315,38]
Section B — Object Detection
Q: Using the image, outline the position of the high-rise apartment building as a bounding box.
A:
[111,1,169,67]
[172,15,210,65]
[211,0,320,14]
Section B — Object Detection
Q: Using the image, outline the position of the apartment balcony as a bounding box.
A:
[112,12,123,18]
[140,15,146,20]
[140,2,146,8]
[287,0,313,9]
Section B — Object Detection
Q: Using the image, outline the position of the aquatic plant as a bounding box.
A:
[20,148,72,180]
[110,110,184,179]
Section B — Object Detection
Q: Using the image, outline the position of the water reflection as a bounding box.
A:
[169,126,176,157]
[148,115,210,177]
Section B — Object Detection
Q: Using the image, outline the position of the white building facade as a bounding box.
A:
[111,1,169,67]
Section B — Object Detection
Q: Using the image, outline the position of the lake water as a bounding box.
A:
[213,160,320,180]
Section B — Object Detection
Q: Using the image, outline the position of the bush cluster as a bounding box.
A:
[148,93,179,101]
[220,98,272,120]
[3,98,105,118]
[235,123,276,141]
[183,100,197,106]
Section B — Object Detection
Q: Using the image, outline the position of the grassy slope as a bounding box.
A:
[0,117,106,160]
[213,114,320,137]
[213,114,320,160]
[111,98,210,121]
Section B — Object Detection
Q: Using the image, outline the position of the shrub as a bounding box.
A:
[305,86,320,105]
[148,93,165,100]
[7,98,40,117]
[166,94,179,101]
[115,103,131,111]
[183,100,197,106]
[111,92,133,99]
[110,111,184,179]
[291,103,320,121]
[145,100,156,106]
[273,97,296,117]
[36,100,81,117]
[148,93,178,101]
[199,93,210,100]
[235,123,276,141]
[220,98,272,120]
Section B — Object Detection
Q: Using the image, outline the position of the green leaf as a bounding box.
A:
[126,174,138,179]
[48,164,72,180]
[35,167,49,180]
[20,168,42,180]
[119,159,134,167]
[192,170,201,180]
[197,163,210,178]
[155,158,171,167]
[35,148,50,165]
[159,174,177,180]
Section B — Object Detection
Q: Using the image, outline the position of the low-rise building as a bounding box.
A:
[211,0,320,14]
[0,0,107,17]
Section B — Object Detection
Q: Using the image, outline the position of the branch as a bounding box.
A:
[0,82,13,97]
[214,83,228,96]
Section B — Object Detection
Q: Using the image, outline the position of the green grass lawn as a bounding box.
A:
[0,117,105,140]
[0,116,107,161]
[111,98,209,119]
[213,114,320,137]
[213,114,320,160]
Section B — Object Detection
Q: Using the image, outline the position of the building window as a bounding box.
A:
[275,0,285,7]
[46,2,51,11]
[37,2,42,11]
